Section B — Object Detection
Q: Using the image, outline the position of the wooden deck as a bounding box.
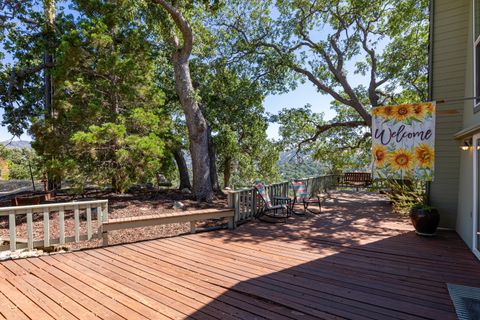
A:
[0,191,479,319]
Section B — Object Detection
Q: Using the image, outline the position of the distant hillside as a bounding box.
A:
[0,140,32,149]
[277,151,326,180]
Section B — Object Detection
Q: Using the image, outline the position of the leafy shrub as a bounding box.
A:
[384,179,427,215]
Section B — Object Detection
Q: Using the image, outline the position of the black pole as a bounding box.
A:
[28,158,35,192]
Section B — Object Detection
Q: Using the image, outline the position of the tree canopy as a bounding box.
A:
[210,0,429,171]
[0,0,430,195]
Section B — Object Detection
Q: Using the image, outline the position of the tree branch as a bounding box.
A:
[151,0,193,62]
[296,120,367,154]
[336,132,371,151]
[296,11,371,124]
[290,64,354,107]
[7,62,55,106]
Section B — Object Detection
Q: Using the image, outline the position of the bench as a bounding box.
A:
[10,193,53,206]
[338,172,373,190]
[101,208,235,246]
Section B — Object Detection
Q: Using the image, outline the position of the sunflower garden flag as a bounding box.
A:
[371,102,435,181]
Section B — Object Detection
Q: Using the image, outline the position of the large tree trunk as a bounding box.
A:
[172,59,212,201]
[223,157,232,189]
[153,0,213,201]
[172,148,192,190]
[207,124,220,192]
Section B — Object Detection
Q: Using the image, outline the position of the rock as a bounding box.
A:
[145,182,154,190]
[173,201,185,210]
[157,174,168,183]
[19,251,30,258]
[181,188,191,194]
[18,249,41,259]
[0,248,45,260]
[127,184,141,193]
[0,250,11,261]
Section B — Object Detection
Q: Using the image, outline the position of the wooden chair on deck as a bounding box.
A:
[290,180,324,214]
[254,182,289,222]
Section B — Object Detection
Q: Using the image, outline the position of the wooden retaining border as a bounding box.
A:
[100,208,235,246]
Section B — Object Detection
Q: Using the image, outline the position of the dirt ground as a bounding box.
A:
[0,189,228,251]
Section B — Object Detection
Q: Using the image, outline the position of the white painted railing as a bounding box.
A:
[227,175,338,225]
[0,200,108,252]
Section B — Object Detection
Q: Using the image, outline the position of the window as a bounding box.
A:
[475,0,480,106]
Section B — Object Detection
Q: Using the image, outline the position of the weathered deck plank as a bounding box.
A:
[0,191,478,319]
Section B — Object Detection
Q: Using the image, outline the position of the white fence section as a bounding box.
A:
[227,175,338,225]
[0,200,108,252]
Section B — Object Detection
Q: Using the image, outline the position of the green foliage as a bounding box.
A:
[274,104,370,173]
[27,0,174,192]
[0,147,41,180]
[0,0,75,136]
[193,63,280,187]
[0,0,430,194]
[70,119,167,193]
[384,179,427,215]
[211,0,429,170]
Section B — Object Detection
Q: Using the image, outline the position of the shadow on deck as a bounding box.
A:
[0,191,479,319]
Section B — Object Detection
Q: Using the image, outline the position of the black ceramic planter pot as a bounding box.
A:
[410,207,440,236]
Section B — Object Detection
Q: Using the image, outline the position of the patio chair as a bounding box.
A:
[253,182,289,222]
[290,180,324,214]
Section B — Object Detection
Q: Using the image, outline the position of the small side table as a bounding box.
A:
[273,196,294,216]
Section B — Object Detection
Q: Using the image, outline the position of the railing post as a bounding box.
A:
[227,189,243,226]
[26,209,33,251]
[101,203,108,246]
[74,205,80,242]
[227,191,234,208]
[43,208,50,247]
[240,191,244,221]
[86,206,92,240]
[251,189,256,218]
[59,206,65,245]
[103,202,108,222]
[227,216,234,229]
[234,192,240,221]
[190,221,196,234]
[9,211,16,252]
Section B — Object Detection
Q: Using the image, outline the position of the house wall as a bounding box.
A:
[430,0,468,228]
[457,0,477,248]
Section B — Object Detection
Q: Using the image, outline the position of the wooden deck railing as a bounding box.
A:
[0,200,108,252]
[227,175,338,225]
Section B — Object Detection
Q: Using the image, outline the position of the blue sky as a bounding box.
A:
[264,83,336,140]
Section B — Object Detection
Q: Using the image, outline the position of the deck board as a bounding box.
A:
[0,191,478,319]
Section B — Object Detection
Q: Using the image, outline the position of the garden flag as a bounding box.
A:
[371,102,435,181]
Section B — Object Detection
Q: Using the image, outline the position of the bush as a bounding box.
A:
[384,179,427,215]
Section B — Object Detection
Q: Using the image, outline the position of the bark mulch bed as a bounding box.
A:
[0,189,228,251]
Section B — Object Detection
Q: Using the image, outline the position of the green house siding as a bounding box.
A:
[430,0,468,228]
